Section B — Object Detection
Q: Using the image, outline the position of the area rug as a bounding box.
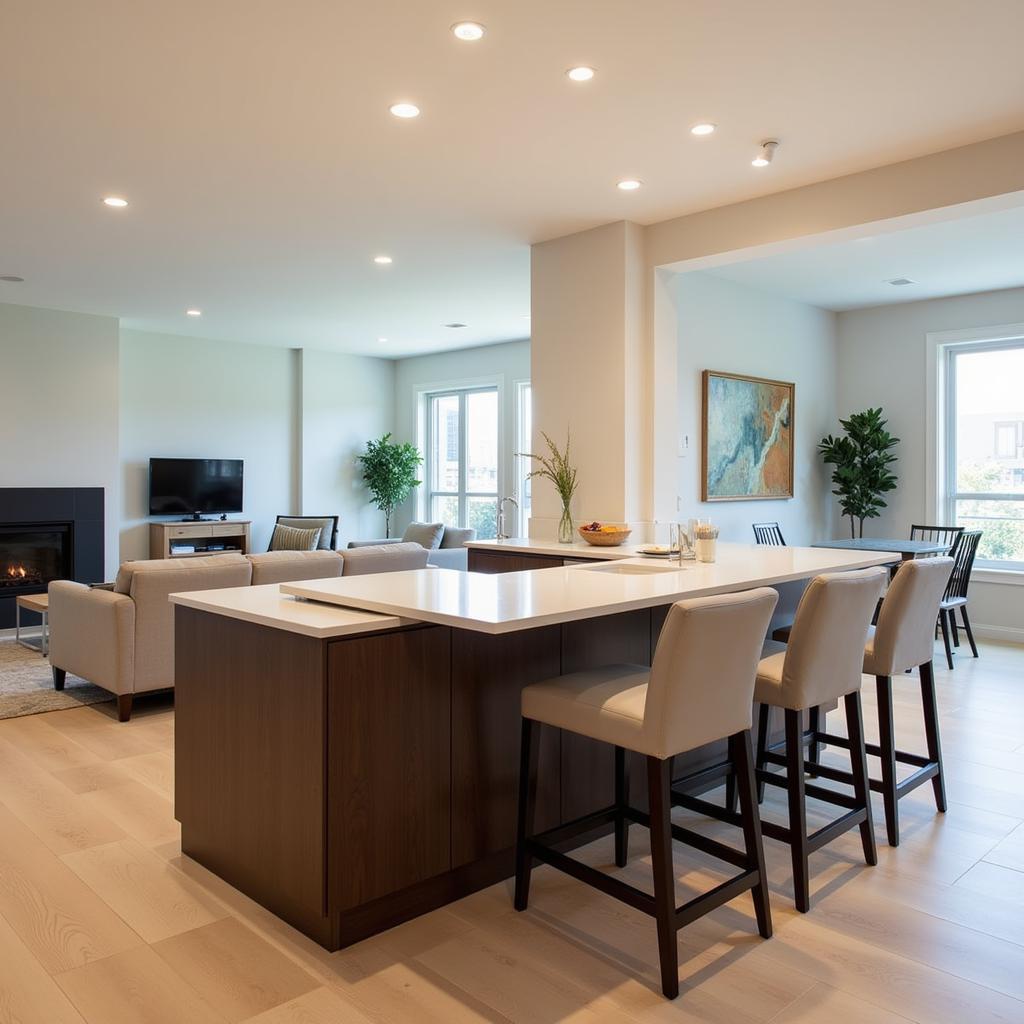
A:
[0,639,113,719]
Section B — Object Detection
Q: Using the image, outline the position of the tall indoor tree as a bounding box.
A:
[819,407,900,538]
[358,433,423,537]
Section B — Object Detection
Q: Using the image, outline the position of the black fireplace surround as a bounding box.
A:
[0,488,104,629]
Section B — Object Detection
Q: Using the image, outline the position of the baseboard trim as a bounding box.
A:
[973,623,1024,644]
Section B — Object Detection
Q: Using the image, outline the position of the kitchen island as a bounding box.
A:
[170,544,897,950]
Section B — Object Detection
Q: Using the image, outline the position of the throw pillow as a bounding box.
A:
[269,524,322,551]
[402,522,444,550]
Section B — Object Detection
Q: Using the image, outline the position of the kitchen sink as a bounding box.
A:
[578,560,684,575]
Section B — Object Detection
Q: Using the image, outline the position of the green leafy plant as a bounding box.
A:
[518,431,579,542]
[819,408,899,538]
[357,433,423,537]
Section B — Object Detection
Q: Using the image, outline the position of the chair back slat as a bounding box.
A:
[752,522,786,546]
[944,530,982,601]
[909,524,963,551]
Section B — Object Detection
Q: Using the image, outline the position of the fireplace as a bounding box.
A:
[0,488,104,629]
[0,524,72,596]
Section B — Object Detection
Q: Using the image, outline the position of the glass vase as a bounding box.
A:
[558,502,575,543]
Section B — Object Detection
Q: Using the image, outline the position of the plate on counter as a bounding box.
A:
[638,545,679,558]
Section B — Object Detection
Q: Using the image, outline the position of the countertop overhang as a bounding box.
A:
[275,543,898,636]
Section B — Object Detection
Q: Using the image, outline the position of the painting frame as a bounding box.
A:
[701,370,795,502]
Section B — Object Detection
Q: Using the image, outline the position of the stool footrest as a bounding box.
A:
[756,770,860,811]
[669,789,743,828]
[627,805,749,870]
[530,808,618,851]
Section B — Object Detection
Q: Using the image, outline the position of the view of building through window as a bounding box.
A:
[949,342,1024,567]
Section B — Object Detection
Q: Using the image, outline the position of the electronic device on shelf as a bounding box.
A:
[148,458,244,520]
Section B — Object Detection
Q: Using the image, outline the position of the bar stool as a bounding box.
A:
[816,557,953,846]
[753,567,886,912]
[514,588,778,1000]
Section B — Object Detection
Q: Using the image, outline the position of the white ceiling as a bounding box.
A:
[703,203,1024,310]
[2,1,1024,356]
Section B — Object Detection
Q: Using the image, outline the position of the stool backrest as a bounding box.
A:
[870,557,953,675]
[781,568,887,707]
[646,587,778,756]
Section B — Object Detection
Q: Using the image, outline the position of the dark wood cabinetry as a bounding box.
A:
[468,548,564,574]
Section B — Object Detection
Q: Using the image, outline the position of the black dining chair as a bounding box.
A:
[753,523,786,546]
[937,530,982,669]
[910,524,963,553]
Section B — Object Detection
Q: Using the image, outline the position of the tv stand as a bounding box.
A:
[150,521,252,560]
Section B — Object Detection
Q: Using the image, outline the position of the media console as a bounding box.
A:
[149,520,252,559]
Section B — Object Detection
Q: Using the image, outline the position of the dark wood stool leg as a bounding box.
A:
[614,745,630,868]
[875,675,899,847]
[960,607,979,658]
[730,731,772,938]
[755,702,770,803]
[807,705,821,775]
[844,690,877,866]
[785,709,810,913]
[117,694,133,723]
[919,661,947,813]
[514,718,541,911]
[646,755,679,1000]
[725,772,738,815]
[939,610,954,670]
[52,667,66,691]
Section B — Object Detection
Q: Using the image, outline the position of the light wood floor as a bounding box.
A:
[1,641,1023,1023]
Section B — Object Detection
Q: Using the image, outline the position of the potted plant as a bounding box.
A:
[519,431,579,543]
[819,408,899,538]
[358,433,423,538]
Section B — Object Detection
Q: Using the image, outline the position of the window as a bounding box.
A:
[945,340,1024,569]
[515,381,532,535]
[426,387,498,539]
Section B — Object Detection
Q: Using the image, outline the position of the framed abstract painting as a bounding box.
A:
[701,370,794,501]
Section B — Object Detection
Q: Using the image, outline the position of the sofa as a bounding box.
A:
[48,543,428,721]
[348,522,476,570]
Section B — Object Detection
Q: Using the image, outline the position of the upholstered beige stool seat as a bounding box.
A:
[514,588,778,1000]
[753,567,887,912]
[815,557,954,847]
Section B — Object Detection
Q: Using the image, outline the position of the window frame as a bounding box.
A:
[935,330,1024,573]
[513,378,532,536]
[423,385,500,532]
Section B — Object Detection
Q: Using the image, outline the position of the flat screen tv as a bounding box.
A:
[149,458,244,518]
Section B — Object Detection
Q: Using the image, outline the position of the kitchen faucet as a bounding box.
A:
[497,496,519,540]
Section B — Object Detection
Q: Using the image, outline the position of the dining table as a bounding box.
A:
[812,537,950,578]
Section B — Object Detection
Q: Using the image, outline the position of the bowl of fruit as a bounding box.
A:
[578,522,632,547]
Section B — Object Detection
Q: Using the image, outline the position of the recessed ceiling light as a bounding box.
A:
[752,139,779,167]
[389,102,420,119]
[0,275,24,283]
[102,196,128,207]
[887,278,915,287]
[377,337,388,343]
[186,309,202,316]
[566,66,595,82]
[690,122,716,136]
[373,255,393,265]
[452,21,485,41]
[616,179,642,191]
[445,322,468,328]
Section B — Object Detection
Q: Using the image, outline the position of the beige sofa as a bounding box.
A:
[48,543,428,721]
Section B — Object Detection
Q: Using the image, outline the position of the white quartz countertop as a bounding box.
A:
[169,582,411,638]
[278,543,898,636]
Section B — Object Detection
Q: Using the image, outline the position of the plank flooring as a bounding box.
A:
[0,639,1022,1023]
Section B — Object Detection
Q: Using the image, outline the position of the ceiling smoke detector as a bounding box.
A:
[887,278,916,286]
[444,322,468,328]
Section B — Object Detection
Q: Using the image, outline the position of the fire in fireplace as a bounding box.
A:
[0,525,71,596]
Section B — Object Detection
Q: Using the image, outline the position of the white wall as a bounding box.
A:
[0,302,121,577]
[119,330,301,559]
[838,286,1024,638]
[392,340,530,536]
[299,349,395,546]
[673,273,838,546]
